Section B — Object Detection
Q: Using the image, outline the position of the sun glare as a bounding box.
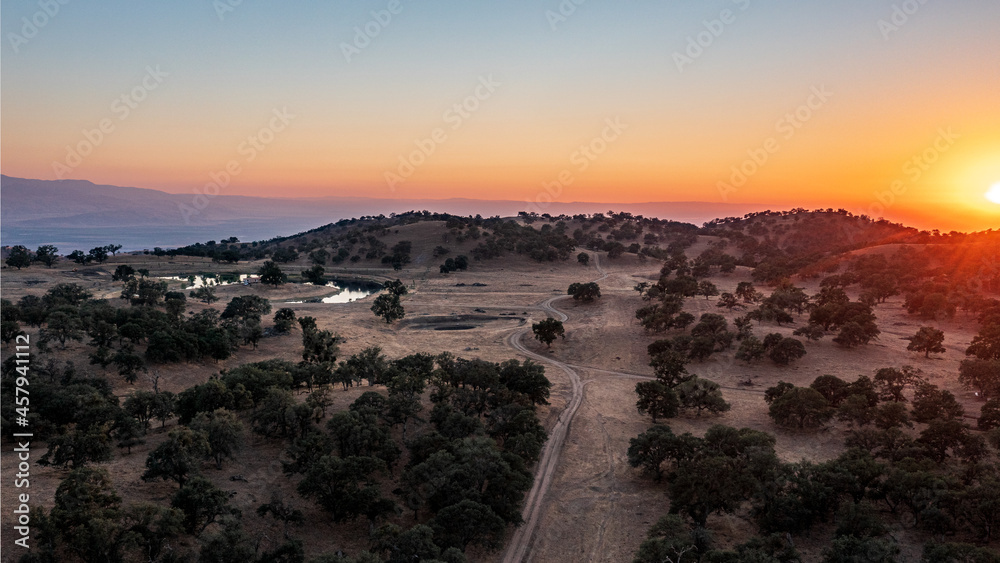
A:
[987,183,1000,205]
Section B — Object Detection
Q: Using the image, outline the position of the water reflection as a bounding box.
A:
[156,275,379,303]
[157,274,250,289]
[319,286,376,303]
[287,281,378,304]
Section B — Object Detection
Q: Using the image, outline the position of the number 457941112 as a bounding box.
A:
[14,334,30,423]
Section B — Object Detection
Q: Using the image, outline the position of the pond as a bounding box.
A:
[286,280,381,304]
[157,274,251,289]
[157,275,381,303]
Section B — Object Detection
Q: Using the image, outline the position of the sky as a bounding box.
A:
[2,0,999,231]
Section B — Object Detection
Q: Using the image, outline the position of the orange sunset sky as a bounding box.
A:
[2,1,999,231]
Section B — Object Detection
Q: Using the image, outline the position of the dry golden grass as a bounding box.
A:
[0,239,993,562]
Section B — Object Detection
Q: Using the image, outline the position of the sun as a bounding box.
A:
[987,183,1000,205]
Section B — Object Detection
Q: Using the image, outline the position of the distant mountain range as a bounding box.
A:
[0,175,763,251]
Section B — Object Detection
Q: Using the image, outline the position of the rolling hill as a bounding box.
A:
[0,175,763,251]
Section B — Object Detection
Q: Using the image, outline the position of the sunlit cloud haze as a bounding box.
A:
[2,0,999,231]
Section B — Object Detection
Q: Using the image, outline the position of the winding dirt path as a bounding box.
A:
[500,255,608,563]
[497,255,771,562]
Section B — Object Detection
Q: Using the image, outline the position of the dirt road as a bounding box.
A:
[500,255,608,563]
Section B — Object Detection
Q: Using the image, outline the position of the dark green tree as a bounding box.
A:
[911,382,964,423]
[632,514,701,563]
[768,337,807,366]
[833,321,879,348]
[198,516,258,563]
[907,326,946,358]
[959,359,1000,399]
[252,388,304,438]
[957,476,1000,541]
[917,418,969,463]
[371,293,405,324]
[303,264,326,285]
[979,399,1000,430]
[259,260,287,286]
[567,282,601,302]
[498,359,552,406]
[271,246,299,263]
[34,244,59,267]
[114,416,146,454]
[767,386,834,429]
[88,246,109,263]
[326,410,401,467]
[302,325,340,365]
[735,335,766,364]
[1,300,23,343]
[171,476,233,534]
[164,291,187,321]
[121,278,168,306]
[627,424,677,481]
[39,428,114,468]
[5,245,32,269]
[676,376,730,416]
[650,349,694,388]
[531,318,565,347]
[400,436,529,525]
[736,282,758,303]
[967,320,1000,360]
[68,249,90,264]
[191,285,219,304]
[257,490,305,540]
[636,380,680,423]
[151,391,176,428]
[309,249,329,265]
[371,523,444,563]
[341,346,389,387]
[873,366,921,403]
[922,542,1000,563]
[190,408,244,469]
[123,390,158,431]
[668,425,779,527]
[793,322,827,342]
[810,375,851,407]
[111,344,146,385]
[697,280,719,300]
[717,292,742,310]
[273,308,297,333]
[606,242,625,259]
[296,455,394,524]
[873,402,911,430]
[142,426,211,486]
[431,499,507,551]
[42,310,84,349]
[383,279,408,296]
[49,467,124,563]
[821,536,899,563]
[112,264,136,281]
